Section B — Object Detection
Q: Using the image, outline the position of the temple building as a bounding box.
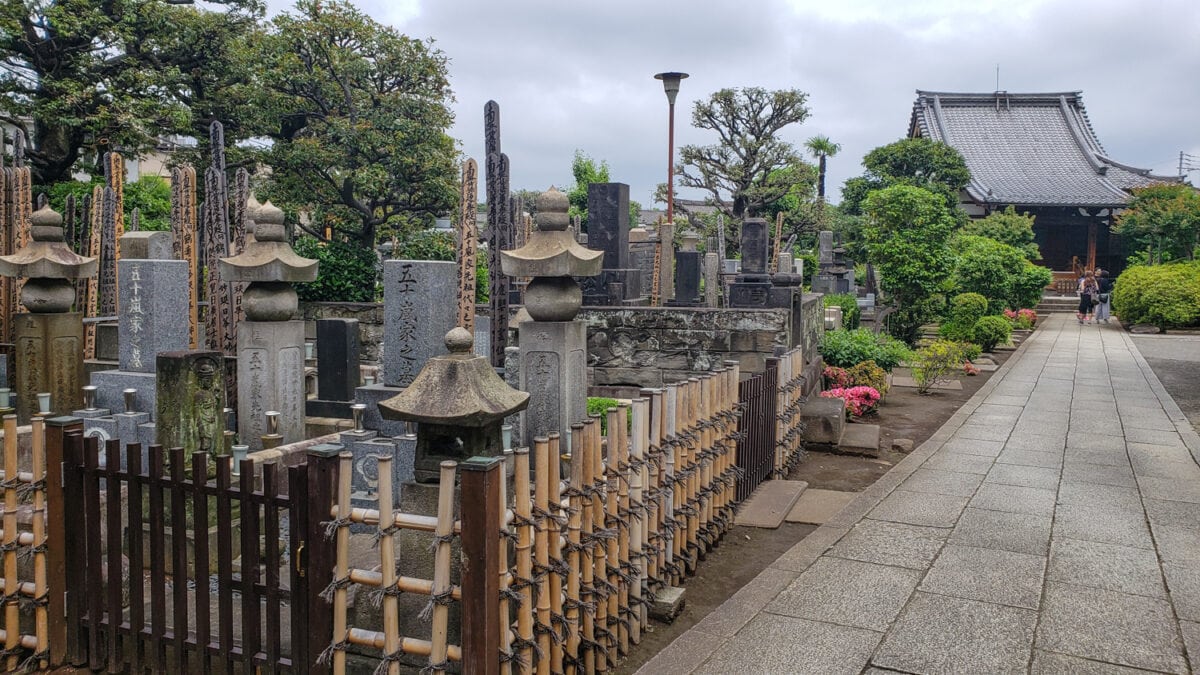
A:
[909,90,1179,280]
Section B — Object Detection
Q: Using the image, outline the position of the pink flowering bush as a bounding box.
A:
[1003,308,1038,330]
[820,386,882,418]
[963,361,981,376]
[823,366,852,389]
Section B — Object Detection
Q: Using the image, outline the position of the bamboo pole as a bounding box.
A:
[533,438,551,675]
[513,447,534,673]
[564,426,584,674]
[2,414,18,672]
[31,417,47,670]
[646,389,664,589]
[331,452,353,673]
[628,398,647,643]
[605,407,626,657]
[499,455,513,675]
[376,455,400,674]
[663,384,679,585]
[546,432,565,674]
[590,417,609,672]
[578,420,595,674]
[429,461,456,673]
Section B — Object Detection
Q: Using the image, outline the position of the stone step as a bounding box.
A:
[734,480,809,529]
[785,489,857,525]
[839,423,881,457]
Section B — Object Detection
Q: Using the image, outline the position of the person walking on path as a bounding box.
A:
[1077,270,1099,324]
[1094,268,1114,323]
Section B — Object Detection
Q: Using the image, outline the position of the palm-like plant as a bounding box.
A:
[804,134,842,201]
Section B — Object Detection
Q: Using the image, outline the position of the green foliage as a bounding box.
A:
[392,230,455,261]
[0,0,262,184]
[841,138,970,214]
[949,235,1050,311]
[863,185,957,343]
[254,0,457,247]
[677,87,812,223]
[959,342,983,362]
[1111,261,1200,328]
[961,206,1040,260]
[563,152,641,231]
[911,340,970,395]
[847,360,888,397]
[973,316,1012,352]
[823,293,861,329]
[46,176,173,231]
[586,398,630,435]
[819,328,911,372]
[1113,183,1200,264]
[804,134,841,202]
[939,292,989,342]
[293,237,379,303]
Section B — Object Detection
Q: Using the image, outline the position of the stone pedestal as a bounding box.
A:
[14,312,84,421]
[518,321,587,448]
[236,321,305,450]
[157,350,226,456]
[353,384,408,437]
[307,318,361,418]
[704,252,720,308]
[340,429,413,512]
[383,260,457,388]
[91,370,157,415]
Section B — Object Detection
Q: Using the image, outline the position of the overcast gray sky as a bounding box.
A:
[265,0,1200,208]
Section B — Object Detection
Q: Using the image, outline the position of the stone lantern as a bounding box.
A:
[379,327,529,482]
[218,201,318,448]
[0,205,97,421]
[500,187,602,447]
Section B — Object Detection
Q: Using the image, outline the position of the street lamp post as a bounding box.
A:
[654,72,688,226]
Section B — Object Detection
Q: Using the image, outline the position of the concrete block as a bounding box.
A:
[801,397,845,446]
[838,423,879,456]
[649,585,686,623]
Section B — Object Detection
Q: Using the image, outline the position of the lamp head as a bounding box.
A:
[654,72,689,105]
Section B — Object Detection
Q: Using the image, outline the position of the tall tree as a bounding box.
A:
[0,0,262,184]
[804,134,841,201]
[840,137,970,215]
[1113,182,1200,264]
[564,150,641,231]
[960,205,1040,260]
[253,0,458,247]
[676,87,812,221]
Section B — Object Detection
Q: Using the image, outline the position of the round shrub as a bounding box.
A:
[911,340,970,395]
[973,315,1012,352]
[819,328,911,371]
[294,237,380,302]
[847,360,889,397]
[959,342,983,362]
[823,293,862,329]
[1112,262,1200,328]
[940,292,989,342]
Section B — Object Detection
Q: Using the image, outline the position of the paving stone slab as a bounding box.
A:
[919,543,1045,609]
[970,482,1057,517]
[828,519,949,570]
[985,463,1061,490]
[784,488,856,524]
[1121,415,1178,432]
[1067,432,1126,451]
[1030,650,1163,674]
[635,627,724,675]
[922,451,995,475]
[1053,503,1154,549]
[1162,562,1200,622]
[1136,475,1200,504]
[1003,434,1067,453]
[1062,447,1129,467]
[898,467,984,498]
[892,375,962,390]
[694,614,881,675]
[1151,523,1200,566]
[765,557,920,632]
[1061,460,1137,488]
[938,438,1005,458]
[1057,481,1143,510]
[1047,538,1167,599]
[872,591,1037,674]
[1124,427,1185,447]
[839,423,880,455]
[951,507,1052,555]
[734,480,809,529]
[953,423,1015,441]
[1036,581,1188,674]
[1142,498,1200,529]
[868,489,969,528]
[1013,421,1068,440]
[996,449,1063,469]
[1181,621,1200,675]
[986,394,1031,407]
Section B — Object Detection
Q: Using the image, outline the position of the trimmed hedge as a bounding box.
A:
[973,315,1012,352]
[1112,262,1200,328]
[819,328,911,371]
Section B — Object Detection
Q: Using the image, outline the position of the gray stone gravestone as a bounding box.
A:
[306,318,360,418]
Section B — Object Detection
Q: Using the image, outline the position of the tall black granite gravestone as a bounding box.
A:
[728,218,773,307]
[581,183,642,305]
[306,318,360,418]
[667,230,703,307]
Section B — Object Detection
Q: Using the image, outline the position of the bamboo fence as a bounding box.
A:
[774,346,807,478]
[501,364,742,673]
[0,415,49,672]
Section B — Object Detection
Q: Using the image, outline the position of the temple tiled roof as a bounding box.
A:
[910,91,1176,207]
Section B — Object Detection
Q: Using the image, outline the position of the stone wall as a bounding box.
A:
[300,302,384,363]
[578,301,814,389]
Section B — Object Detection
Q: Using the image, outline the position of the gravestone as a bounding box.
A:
[156,350,226,456]
[581,183,642,305]
[354,260,457,436]
[91,231,189,416]
[704,252,720,307]
[728,218,773,308]
[306,318,360,418]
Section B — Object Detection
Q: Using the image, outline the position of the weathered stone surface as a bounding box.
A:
[119,230,175,260]
[156,350,226,456]
[118,259,189,372]
[740,218,769,275]
[382,260,457,387]
[518,321,586,448]
[649,586,687,623]
[308,318,360,417]
[237,320,306,450]
[669,251,702,306]
[91,370,157,419]
[301,302,383,363]
[586,183,631,270]
[802,397,845,445]
[14,312,84,421]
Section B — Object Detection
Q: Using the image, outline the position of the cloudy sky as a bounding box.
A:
[266,0,1200,208]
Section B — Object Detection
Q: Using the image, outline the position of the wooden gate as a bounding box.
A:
[735,358,779,501]
[55,429,339,673]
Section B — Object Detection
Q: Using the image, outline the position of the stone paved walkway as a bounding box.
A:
[637,314,1200,674]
